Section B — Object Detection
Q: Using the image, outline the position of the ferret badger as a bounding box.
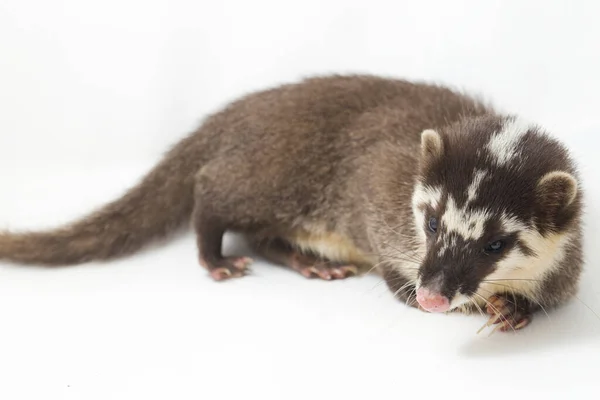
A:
[0,75,583,333]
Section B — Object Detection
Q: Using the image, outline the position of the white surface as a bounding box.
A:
[1,1,599,399]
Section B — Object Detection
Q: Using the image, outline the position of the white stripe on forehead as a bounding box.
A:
[437,234,457,256]
[441,196,491,240]
[486,117,531,166]
[466,169,488,203]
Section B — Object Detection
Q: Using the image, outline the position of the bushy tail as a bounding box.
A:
[0,133,204,266]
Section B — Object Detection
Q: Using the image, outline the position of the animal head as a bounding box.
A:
[411,115,581,312]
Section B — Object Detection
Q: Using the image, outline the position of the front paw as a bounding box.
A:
[478,294,532,335]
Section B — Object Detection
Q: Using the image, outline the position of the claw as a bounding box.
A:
[487,312,505,325]
[331,265,358,279]
[340,265,358,276]
[488,323,504,337]
[233,257,253,270]
[206,257,253,281]
[330,268,346,279]
[477,314,499,335]
[311,266,332,280]
[488,294,504,308]
[476,293,533,335]
[294,259,357,281]
[476,322,488,335]
[299,268,313,279]
[514,318,530,330]
[210,267,233,281]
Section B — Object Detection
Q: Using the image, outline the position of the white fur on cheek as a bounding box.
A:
[449,293,471,310]
[480,229,572,300]
[486,117,531,166]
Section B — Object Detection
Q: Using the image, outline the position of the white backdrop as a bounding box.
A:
[1,1,599,399]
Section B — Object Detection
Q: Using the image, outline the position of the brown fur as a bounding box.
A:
[0,75,486,263]
[0,74,583,321]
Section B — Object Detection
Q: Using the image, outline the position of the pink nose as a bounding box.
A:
[416,287,450,312]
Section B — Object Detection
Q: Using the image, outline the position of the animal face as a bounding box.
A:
[410,116,580,312]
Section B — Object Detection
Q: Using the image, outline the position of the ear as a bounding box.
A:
[535,171,579,231]
[536,171,578,209]
[420,129,444,162]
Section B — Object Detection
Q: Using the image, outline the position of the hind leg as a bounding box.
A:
[193,212,253,281]
[192,167,255,281]
[251,237,358,280]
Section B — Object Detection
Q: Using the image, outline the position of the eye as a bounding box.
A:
[428,217,438,233]
[484,240,505,253]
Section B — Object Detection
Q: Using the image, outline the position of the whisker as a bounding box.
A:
[573,294,600,323]
[405,288,418,307]
[377,223,424,261]
[394,280,415,299]
[530,298,551,323]
[481,282,552,324]
[482,278,542,283]
[477,286,516,306]
[381,274,417,283]
[384,257,421,266]
[363,248,423,264]
[380,220,417,239]
[473,292,516,334]
[381,248,423,264]
[381,252,422,262]
[480,281,515,291]
[364,260,390,275]
[468,296,486,319]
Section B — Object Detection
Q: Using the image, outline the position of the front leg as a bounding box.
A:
[479,293,534,334]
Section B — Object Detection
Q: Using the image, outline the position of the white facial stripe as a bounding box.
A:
[500,213,528,233]
[486,117,531,166]
[438,243,448,256]
[412,182,443,208]
[466,169,488,203]
[438,234,457,257]
[441,196,491,240]
[412,182,443,242]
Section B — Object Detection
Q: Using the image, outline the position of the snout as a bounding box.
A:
[416,287,450,313]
